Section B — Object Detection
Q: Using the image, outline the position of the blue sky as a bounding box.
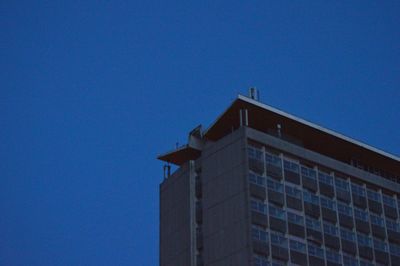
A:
[1,1,399,265]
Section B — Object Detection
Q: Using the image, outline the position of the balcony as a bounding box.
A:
[251,211,268,227]
[374,249,389,265]
[336,189,351,203]
[338,213,353,228]
[358,245,373,260]
[368,199,382,214]
[252,240,269,256]
[341,239,357,254]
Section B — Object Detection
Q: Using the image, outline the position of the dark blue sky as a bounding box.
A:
[1,1,399,265]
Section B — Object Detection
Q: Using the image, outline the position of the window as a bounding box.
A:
[323,222,338,236]
[301,166,316,180]
[367,189,381,202]
[373,238,388,252]
[284,160,299,173]
[249,146,265,175]
[270,231,287,248]
[287,212,304,225]
[382,194,396,207]
[252,225,268,243]
[267,178,283,192]
[269,204,285,220]
[326,248,341,263]
[253,254,269,266]
[390,242,400,256]
[248,146,263,161]
[265,152,281,168]
[289,239,306,253]
[251,198,267,214]
[285,185,301,199]
[303,189,319,205]
[340,227,355,242]
[320,196,336,210]
[337,202,353,216]
[351,183,365,196]
[335,177,349,191]
[342,253,358,266]
[386,218,400,232]
[306,216,321,231]
[357,233,372,247]
[249,172,266,187]
[370,213,384,227]
[308,242,324,258]
[354,207,368,221]
[318,172,333,185]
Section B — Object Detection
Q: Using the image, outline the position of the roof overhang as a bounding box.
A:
[204,95,400,176]
[157,145,201,166]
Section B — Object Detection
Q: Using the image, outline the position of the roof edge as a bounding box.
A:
[236,94,400,163]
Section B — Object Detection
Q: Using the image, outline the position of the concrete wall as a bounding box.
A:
[201,129,251,266]
[160,163,193,266]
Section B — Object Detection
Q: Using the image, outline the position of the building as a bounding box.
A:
[158,91,400,266]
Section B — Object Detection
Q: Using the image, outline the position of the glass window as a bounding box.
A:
[323,222,338,236]
[390,242,400,256]
[269,204,285,220]
[265,152,282,168]
[382,194,396,207]
[320,196,336,210]
[357,233,372,247]
[308,242,324,258]
[386,218,400,232]
[337,202,353,216]
[351,183,365,196]
[289,239,306,253]
[318,172,333,185]
[340,227,355,242]
[326,248,341,263]
[342,253,358,266]
[287,212,304,225]
[354,207,368,221]
[284,160,299,173]
[335,177,349,191]
[285,185,301,199]
[270,231,287,248]
[303,190,319,205]
[253,254,269,266]
[267,178,283,192]
[251,198,267,214]
[249,172,266,187]
[303,189,319,205]
[252,225,268,243]
[301,166,316,180]
[367,189,381,202]
[248,146,263,160]
[374,238,388,252]
[306,216,321,231]
[370,213,384,227]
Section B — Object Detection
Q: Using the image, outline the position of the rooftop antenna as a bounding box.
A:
[249,87,259,101]
[277,124,282,138]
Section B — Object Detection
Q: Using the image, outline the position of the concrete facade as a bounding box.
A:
[159,95,400,266]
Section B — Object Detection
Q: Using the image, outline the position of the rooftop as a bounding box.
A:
[159,94,400,182]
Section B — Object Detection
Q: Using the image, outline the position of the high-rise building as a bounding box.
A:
[158,91,400,266]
